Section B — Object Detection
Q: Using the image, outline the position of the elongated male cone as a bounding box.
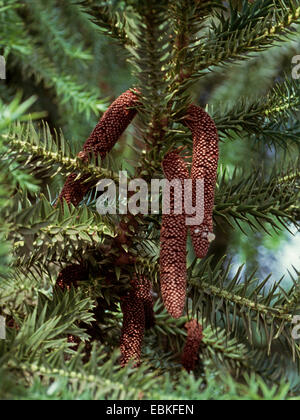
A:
[120,275,154,367]
[184,105,219,259]
[56,263,88,290]
[160,151,189,319]
[134,276,155,330]
[57,173,93,207]
[181,319,203,372]
[58,89,139,206]
[83,89,139,158]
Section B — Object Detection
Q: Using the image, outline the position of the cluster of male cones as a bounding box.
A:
[161,105,219,319]
[56,89,219,370]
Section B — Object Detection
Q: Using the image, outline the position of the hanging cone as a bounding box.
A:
[58,89,140,206]
[181,319,203,372]
[160,151,190,319]
[56,263,88,291]
[184,105,219,259]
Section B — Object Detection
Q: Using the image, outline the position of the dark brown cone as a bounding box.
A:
[82,89,140,158]
[181,319,203,372]
[120,294,145,368]
[58,89,140,206]
[184,105,219,259]
[57,173,93,207]
[56,263,88,291]
[160,151,190,319]
[120,276,155,367]
[134,276,155,330]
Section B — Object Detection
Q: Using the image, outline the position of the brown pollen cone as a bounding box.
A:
[120,275,155,367]
[120,282,143,367]
[58,89,140,206]
[56,263,88,291]
[82,89,139,158]
[184,105,219,259]
[57,173,93,208]
[160,151,190,319]
[181,319,203,372]
[134,276,155,330]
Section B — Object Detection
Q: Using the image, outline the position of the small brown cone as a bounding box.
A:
[134,276,155,330]
[120,276,155,367]
[56,263,88,291]
[181,319,203,372]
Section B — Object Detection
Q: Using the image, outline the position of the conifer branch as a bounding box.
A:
[215,162,299,233]
[212,78,300,139]
[79,0,128,43]
[9,196,116,266]
[194,1,300,74]
[4,122,119,183]
[189,258,299,358]
[1,7,105,118]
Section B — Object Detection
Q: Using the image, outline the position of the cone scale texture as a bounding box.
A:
[135,276,155,330]
[58,89,139,206]
[160,151,190,319]
[120,276,154,367]
[181,319,203,372]
[184,105,219,258]
[56,263,88,291]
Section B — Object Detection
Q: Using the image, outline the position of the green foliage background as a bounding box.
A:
[0,0,299,400]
